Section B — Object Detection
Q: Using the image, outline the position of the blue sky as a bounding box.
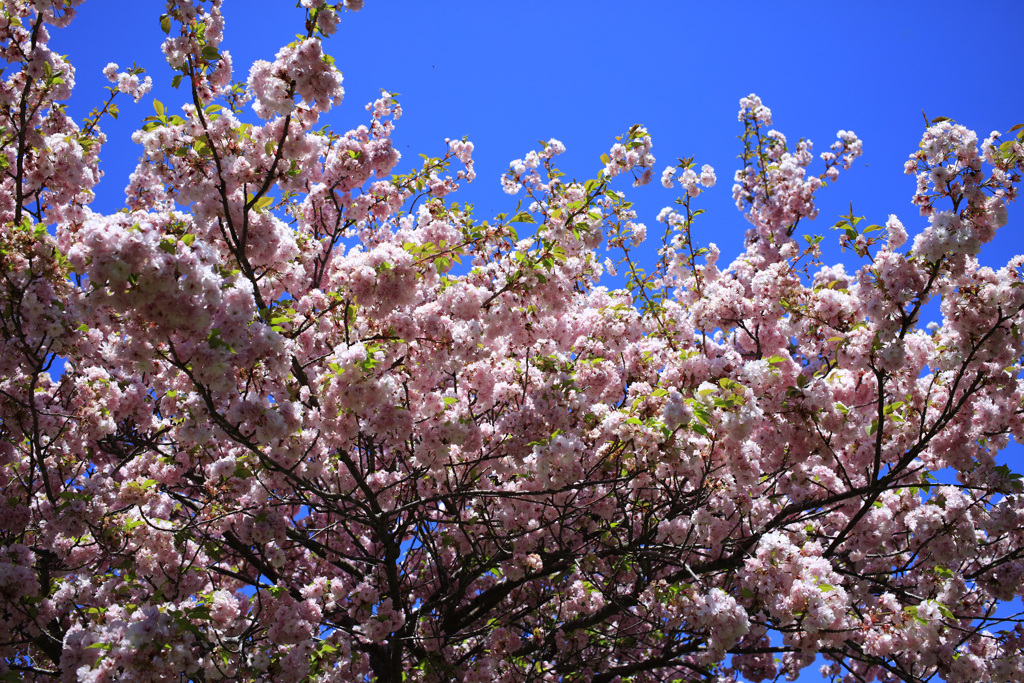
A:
[52,0,1024,278]
[48,1,1024,680]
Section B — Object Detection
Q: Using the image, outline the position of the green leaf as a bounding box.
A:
[160,14,171,33]
[207,328,236,354]
[201,45,220,61]
[884,401,904,415]
[510,211,535,224]
[153,100,166,118]
[691,406,711,426]
[903,605,928,624]
[193,135,211,156]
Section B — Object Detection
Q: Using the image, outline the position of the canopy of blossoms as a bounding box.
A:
[2,1,1024,682]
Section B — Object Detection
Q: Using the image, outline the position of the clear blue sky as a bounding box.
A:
[49,2,1024,681]
[52,0,1024,278]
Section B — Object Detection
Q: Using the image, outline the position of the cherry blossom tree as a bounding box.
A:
[3,1,1024,682]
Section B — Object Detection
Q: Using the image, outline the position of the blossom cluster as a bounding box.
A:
[101,62,152,102]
